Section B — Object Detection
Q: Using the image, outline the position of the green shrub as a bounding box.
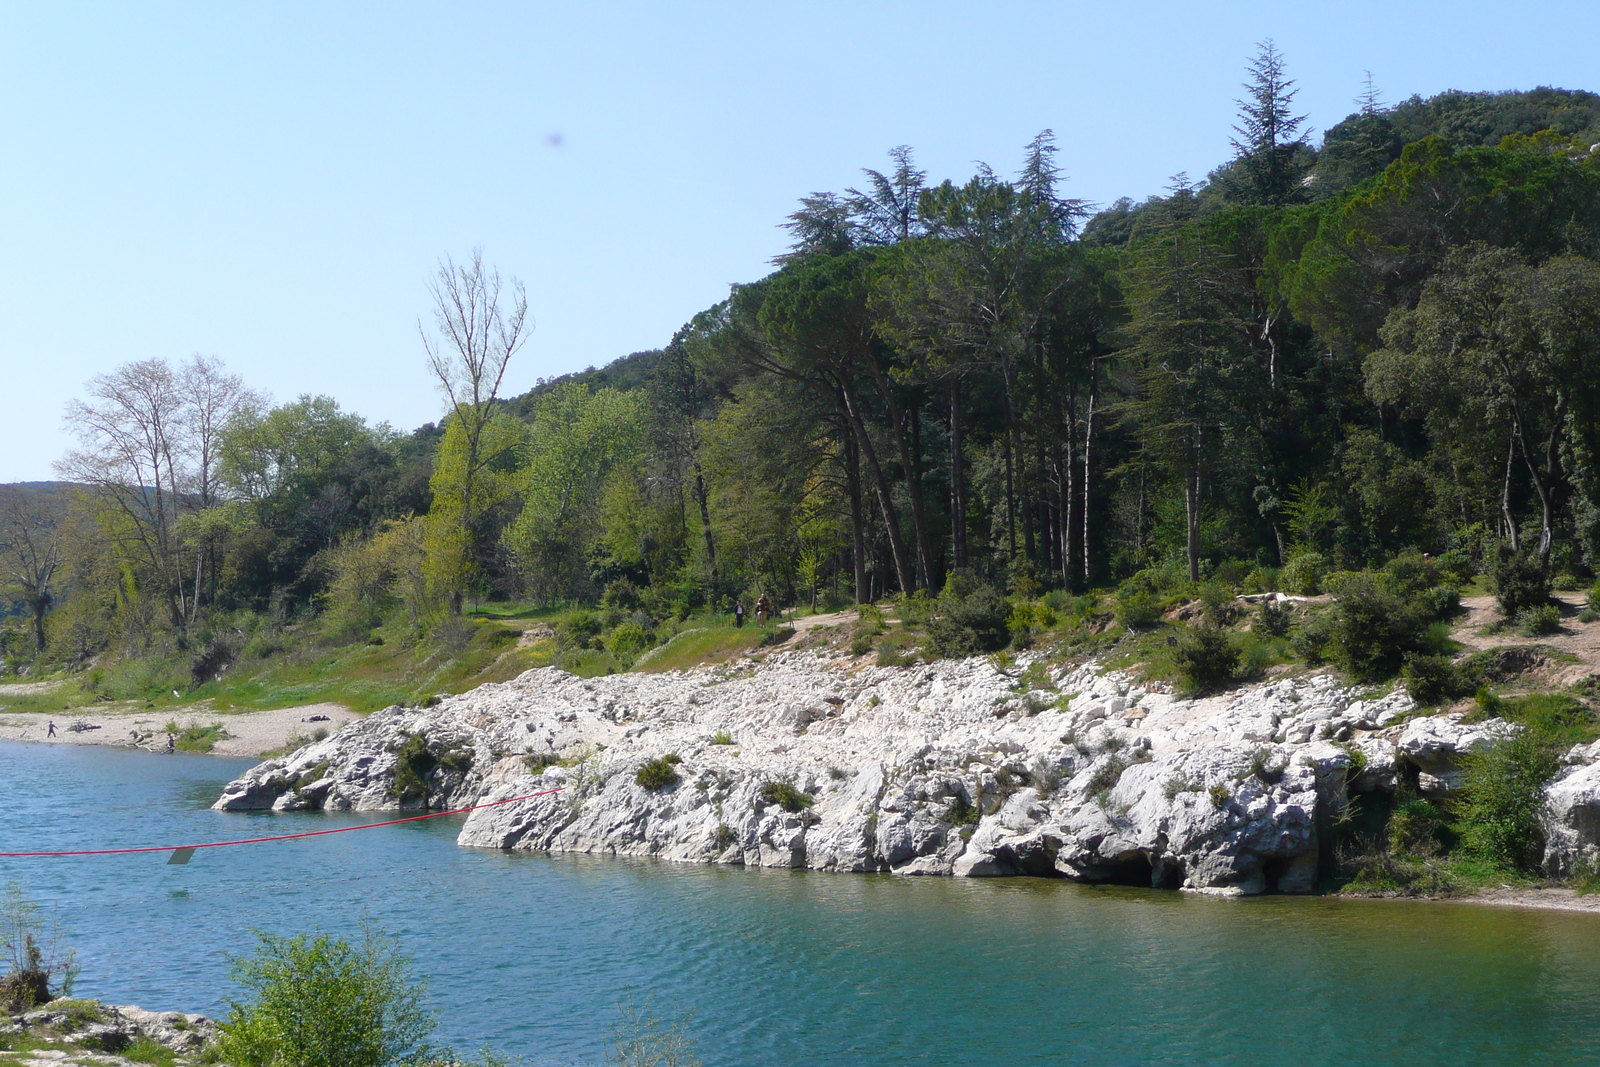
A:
[635,755,682,791]
[875,633,915,667]
[1382,550,1443,598]
[604,622,652,667]
[601,579,643,612]
[1415,585,1461,621]
[1006,601,1053,648]
[1324,575,1431,681]
[1456,731,1559,873]
[1433,548,1477,586]
[1497,693,1600,749]
[1580,607,1600,624]
[946,794,981,825]
[1402,654,1470,706]
[218,925,435,1067]
[1242,567,1279,594]
[1279,553,1325,595]
[1115,590,1163,630]
[385,732,469,802]
[1388,796,1447,857]
[1288,614,1331,664]
[709,731,734,746]
[1493,548,1551,622]
[1041,590,1072,613]
[927,573,1010,657]
[849,634,873,657]
[1172,624,1240,696]
[554,611,603,651]
[1,882,78,1012]
[1255,599,1291,637]
[1517,603,1561,637]
[756,780,813,812]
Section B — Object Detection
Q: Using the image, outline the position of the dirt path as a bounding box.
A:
[786,608,861,633]
[1449,592,1600,686]
[0,702,360,757]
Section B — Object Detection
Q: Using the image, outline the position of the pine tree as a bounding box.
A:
[1228,40,1313,206]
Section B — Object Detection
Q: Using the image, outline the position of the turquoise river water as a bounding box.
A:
[5,739,1600,1065]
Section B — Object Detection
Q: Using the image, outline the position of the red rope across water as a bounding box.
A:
[0,786,563,858]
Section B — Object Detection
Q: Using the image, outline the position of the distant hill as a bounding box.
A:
[505,349,662,419]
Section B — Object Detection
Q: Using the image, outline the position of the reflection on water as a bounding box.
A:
[3,740,1599,1066]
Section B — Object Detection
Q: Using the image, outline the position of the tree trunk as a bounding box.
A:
[1501,427,1521,553]
[1064,382,1080,589]
[1002,363,1017,559]
[692,461,718,588]
[1185,456,1201,583]
[948,377,968,570]
[842,380,916,595]
[863,361,932,590]
[843,424,868,604]
[1082,372,1097,588]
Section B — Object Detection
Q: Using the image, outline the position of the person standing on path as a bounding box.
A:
[756,593,772,625]
[734,601,746,628]
[47,720,56,737]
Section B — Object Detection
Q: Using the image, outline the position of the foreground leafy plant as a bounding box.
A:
[219,924,436,1067]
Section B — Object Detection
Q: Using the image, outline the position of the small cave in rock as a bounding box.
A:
[1093,852,1182,889]
[1260,855,1295,893]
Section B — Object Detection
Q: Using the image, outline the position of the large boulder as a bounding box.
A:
[1395,714,1515,795]
[1543,762,1600,876]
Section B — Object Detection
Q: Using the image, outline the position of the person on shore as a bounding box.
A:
[756,593,772,625]
[734,600,746,628]
[166,733,176,753]
[47,720,56,737]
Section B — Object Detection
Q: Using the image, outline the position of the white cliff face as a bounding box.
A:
[213,648,1587,894]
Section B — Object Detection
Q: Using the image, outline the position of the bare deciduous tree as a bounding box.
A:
[55,355,257,629]
[420,250,530,611]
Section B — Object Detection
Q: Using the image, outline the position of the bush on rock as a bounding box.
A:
[635,755,682,790]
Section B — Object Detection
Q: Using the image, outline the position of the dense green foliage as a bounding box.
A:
[7,53,1600,679]
[218,926,436,1067]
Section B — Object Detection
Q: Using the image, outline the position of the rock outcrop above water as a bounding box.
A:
[214,649,1595,894]
[3,999,217,1064]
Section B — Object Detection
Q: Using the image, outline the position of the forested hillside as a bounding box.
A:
[5,46,1600,687]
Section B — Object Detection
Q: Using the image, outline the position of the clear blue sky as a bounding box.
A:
[4,0,1598,481]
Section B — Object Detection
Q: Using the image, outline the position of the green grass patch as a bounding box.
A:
[632,626,766,673]
[122,1036,181,1065]
[162,720,230,752]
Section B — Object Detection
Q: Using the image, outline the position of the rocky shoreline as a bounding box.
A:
[2,998,216,1066]
[211,650,1600,896]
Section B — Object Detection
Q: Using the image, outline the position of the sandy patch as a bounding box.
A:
[1457,886,1600,914]
[0,702,360,757]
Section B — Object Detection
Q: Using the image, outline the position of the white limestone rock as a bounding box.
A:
[213,652,1455,894]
